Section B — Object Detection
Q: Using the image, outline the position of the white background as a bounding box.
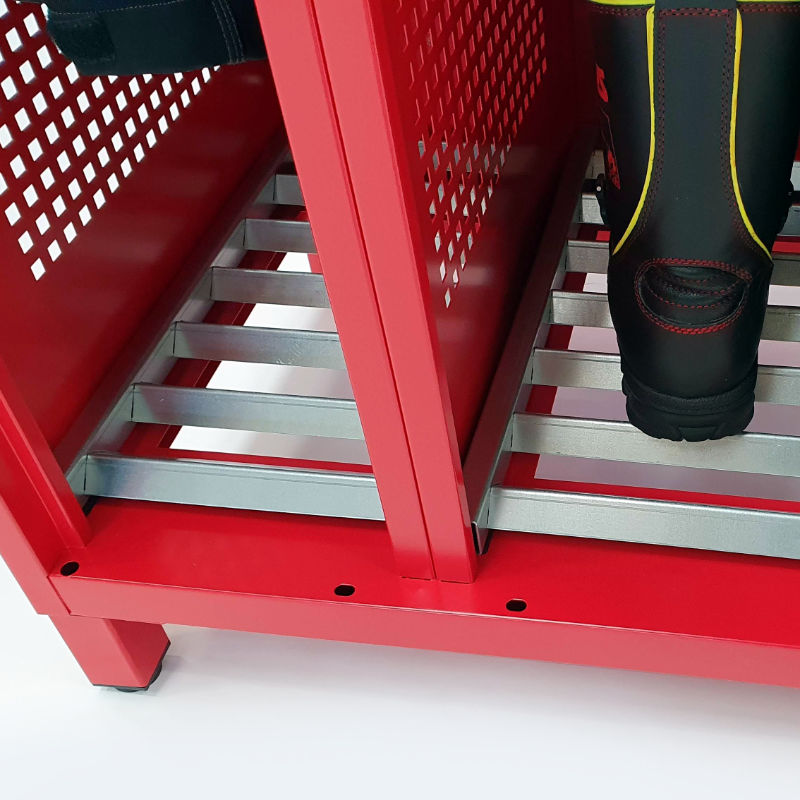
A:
[3,259,800,798]
[2,558,800,799]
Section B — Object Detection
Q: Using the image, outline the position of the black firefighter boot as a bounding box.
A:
[588,0,800,441]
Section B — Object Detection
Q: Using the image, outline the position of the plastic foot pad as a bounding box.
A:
[95,644,168,693]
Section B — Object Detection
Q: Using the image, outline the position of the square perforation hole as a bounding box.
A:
[5,26,21,52]
[4,202,20,225]
[36,45,52,68]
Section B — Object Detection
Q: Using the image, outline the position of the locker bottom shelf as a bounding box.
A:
[51,497,800,688]
[64,163,381,525]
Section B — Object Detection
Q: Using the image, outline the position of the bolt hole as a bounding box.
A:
[334,584,355,597]
[506,598,526,613]
[60,561,80,576]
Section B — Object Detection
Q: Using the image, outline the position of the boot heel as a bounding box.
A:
[621,364,756,442]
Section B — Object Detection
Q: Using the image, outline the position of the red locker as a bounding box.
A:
[2,0,800,690]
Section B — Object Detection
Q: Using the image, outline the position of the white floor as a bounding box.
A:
[2,559,800,799]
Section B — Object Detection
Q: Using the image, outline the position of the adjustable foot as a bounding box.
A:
[105,656,166,693]
[51,615,170,690]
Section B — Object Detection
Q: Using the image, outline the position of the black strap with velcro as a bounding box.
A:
[20,0,266,76]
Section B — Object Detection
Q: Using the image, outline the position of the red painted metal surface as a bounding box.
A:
[1,0,799,691]
[0,3,282,454]
[310,0,585,578]
[50,498,800,688]
[0,357,87,614]
[255,0,438,580]
[0,1,281,685]
[462,133,593,519]
[51,615,169,689]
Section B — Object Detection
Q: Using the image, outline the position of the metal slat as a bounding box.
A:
[68,455,383,521]
[550,291,800,341]
[566,239,612,274]
[579,190,604,226]
[566,239,800,286]
[243,218,316,254]
[272,173,305,206]
[529,349,622,391]
[528,349,800,405]
[550,291,612,327]
[783,204,800,237]
[763,306,800,341]
[210,268,330,307]
[512,413,800,478]
[487,487,800,559]
[259,172,305,206]
[171,323,345,369]
[579,193,800,236]
[131,384,363,439]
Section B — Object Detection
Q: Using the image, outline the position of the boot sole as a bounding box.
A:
[621,363,756,443]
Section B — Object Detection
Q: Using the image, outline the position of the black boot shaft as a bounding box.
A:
[587,0,800,440]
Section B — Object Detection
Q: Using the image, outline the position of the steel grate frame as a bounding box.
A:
[487,487,800,560]
[68,455,382,521]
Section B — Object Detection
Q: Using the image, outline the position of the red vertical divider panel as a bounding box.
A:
[311,0,582,580]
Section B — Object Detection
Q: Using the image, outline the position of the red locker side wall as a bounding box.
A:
[0,5,284,452]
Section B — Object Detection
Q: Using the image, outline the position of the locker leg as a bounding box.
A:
[50,615,169,691]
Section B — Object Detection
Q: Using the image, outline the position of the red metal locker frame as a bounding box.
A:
[49,495,800,689]
[2,0,800,691]
[255,0,439,581]
[303,0,586,579]
[0,2,288,685]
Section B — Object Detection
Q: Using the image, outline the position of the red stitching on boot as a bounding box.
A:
[740,4,800,13]
[590,6,649,16]
[655,257,751,283]
[715,13,772,261]
[661,9,728,17]
[648,275,732,298]
[617,9,769,265]
[635,293,745,335]
[643,288,728,310]
[634,259,749,335]
[628,10,668,247]
[650,273,730,294]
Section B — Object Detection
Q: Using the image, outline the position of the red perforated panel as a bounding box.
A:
[379,0,577,449]
[0,3,215,281]
[0,1,282,449]
[401,0,548,309]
